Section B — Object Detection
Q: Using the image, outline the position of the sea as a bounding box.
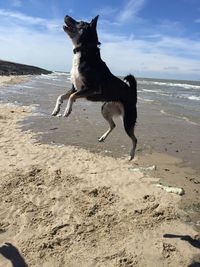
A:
[137,77,200,126]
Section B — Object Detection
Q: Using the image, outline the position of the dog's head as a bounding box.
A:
[63,15,100,47]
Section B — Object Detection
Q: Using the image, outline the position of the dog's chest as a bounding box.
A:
[70,53,84,91]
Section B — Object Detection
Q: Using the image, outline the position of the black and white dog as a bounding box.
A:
[52,15,138,160]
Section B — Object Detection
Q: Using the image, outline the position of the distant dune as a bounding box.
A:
[0,59,52,76]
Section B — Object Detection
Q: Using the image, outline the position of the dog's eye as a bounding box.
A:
[78,21,84,26]
[79,28,83,34]
[78,22,90,29]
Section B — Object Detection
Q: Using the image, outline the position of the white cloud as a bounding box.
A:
[0,9,45,24]
[118,0,146,23]
[0,9,61,31]
[153,36,200,56]
[0,9,70,71]
[99,31,200,79]
[95,6,118,16]
[0,25,72,71]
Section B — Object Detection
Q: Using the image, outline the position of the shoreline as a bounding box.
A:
[0,76,199,266]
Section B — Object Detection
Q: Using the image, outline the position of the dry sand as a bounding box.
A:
[0,77,199,267]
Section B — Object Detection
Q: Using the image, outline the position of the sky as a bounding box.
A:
[0,0,200,80]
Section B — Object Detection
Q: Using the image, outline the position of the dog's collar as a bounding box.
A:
[73,44,100,54]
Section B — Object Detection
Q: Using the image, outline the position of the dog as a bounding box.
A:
[52,15,138,160]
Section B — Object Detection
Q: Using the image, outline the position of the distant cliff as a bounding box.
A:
[0,60,52,76]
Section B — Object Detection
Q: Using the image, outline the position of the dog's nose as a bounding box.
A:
[64,15,70,23]
[64,15,76,24]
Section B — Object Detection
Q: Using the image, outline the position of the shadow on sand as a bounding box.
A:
[188,263,200,267]
[163,234,200,249]
[0,242,28,267]
[164,234,200,267]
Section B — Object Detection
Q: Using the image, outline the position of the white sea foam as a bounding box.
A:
[188,95,200,101]
[20,85,33,89]
[160,109,199,126]
[138,96,154,103]
[140,84,200,100]
[30,104,40,112]
[159,93,173,97]
[53,71,69,76]
[178,95,200,101]
[39,81,65,87]
[142,89,159,93]
[160,109,168,115]
[139,80,200,90]
[142,88,173,97]
[38,72,70,82]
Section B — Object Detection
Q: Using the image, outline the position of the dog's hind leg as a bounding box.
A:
[98,102,123,142]
[99,103,116,142]
[123,103,137,160]
[127,127,137,161]
[52,85,75,116]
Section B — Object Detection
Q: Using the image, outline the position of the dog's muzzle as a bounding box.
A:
[63,15,76,34]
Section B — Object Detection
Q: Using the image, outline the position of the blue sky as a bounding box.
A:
[0,0,200,80]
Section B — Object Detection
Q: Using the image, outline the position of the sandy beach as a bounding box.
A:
[0,76,200,267]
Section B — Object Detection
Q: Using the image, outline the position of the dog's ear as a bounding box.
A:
[90,15,99,28]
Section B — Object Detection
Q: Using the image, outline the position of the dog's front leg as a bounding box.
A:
[63,88,96,117]
[52,85,76,116]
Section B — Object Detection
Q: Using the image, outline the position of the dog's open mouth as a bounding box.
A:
[63,16,76,35]
[63,24,74,34]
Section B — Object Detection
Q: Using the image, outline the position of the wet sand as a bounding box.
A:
[0,75,28,87]
[0,76,199,266]
[23,100,200,170]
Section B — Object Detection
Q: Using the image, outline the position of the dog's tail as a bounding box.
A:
[124,74,137,104]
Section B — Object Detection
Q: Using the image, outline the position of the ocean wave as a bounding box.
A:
[160,109,199,126]
[141,88,173,97]
[38,81,65,87]
[20,85,34,89]
[178,95,200,101]
[139,80,200,90]
[38,72,70,81]
[188,96,200,101]
[53,71,69,76]
[30,104,40,112]
[138,96,154,103]
[140,84,200,101]
[142,89,159,93]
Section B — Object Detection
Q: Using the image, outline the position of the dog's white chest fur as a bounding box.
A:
[70,52,84,91]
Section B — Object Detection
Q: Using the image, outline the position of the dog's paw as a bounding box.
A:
[98,136,105,142]
[52,109,59,116]
[63,110,71,117]
[128,155,134,161]
[98,133,108,142]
